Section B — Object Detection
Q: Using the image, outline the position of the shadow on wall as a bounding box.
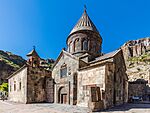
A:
[94,79,150,112]
[128,79,150,102]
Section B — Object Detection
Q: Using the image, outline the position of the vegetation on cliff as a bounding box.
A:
[127,53,150,63]
[0,50,26,84]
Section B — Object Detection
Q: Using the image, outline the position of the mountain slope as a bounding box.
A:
[0,50,26,84]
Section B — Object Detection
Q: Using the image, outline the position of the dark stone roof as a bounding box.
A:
[26,49,39,57]
[69,9,99,35]
[79,49,122,70]
[90,49,121,63]
[52,50,78,69]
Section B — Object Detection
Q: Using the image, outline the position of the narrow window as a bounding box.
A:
[14,81,16,91]
[83,39,88,50]
[19,81,21,90]
[10,85,11,92]
[93,43,97,52]
[74,38,79,52]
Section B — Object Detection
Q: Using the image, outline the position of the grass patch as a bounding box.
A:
[0,56,20,68]
[127,53,150,63]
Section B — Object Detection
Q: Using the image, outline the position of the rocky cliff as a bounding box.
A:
[0,50,26,84]
[121,37,150,82]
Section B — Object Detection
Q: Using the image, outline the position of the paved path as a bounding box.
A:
[0,100,91,113]
[0,100,150,113]
[99,103,150,113]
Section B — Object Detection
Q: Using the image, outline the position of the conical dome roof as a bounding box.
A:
[69,9,99,35]
[26,48,39,58]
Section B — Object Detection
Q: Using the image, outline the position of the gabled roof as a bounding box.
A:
[79,49,122,70]
[52,50,78,68]
[90,49,121,63]
[69,9,99,36]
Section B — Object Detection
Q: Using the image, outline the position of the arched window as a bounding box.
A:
[60,63,67,78]
[83,39,88,50]
[74,38,79,52]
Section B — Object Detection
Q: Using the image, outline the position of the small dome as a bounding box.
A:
[69,9,99,36]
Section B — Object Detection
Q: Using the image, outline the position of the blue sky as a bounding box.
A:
[0,0,150,60]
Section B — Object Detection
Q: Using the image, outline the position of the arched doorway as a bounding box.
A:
[58,87,67,104]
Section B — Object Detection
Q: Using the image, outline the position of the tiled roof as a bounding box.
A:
[69,9,99,35]
[91,49,121,63]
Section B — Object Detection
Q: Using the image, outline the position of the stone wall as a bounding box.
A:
[45,77,54,103]
[52,51,79,105]
[8,65,53,104]
[27,66,51,103]
[77,65,106,110]
[8,67,27,103]
[105,63,114,108]
[128,82,146,99]
[113,51,128,105]
[52,49,128,111]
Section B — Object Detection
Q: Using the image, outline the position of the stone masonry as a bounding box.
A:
[52,9,128,111]
[8,49,54,103]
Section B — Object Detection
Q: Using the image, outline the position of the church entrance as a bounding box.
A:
[58,87,67,104]
[61,94,67,104]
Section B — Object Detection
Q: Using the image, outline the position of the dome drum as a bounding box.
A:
[67,31,102,56]
[66,9,102,58]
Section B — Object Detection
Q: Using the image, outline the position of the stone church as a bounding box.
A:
[52,9,128,111]
[7,8,128,111]
[8,48,54,103]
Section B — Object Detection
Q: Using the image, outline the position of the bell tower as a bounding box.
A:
[26,46,40,67]
[67,8,102,58]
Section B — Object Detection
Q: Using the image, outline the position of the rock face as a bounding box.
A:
[121,37,150,101]
[122,37,150,66]
[0,50,26,84]
[121,37,150,82]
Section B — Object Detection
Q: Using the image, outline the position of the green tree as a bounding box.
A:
[0,83,8,92]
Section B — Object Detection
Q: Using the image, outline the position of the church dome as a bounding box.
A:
[67,9,102,58]
[69,9,99,36]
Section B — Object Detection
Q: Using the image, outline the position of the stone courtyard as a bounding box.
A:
[0,100,150,113]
